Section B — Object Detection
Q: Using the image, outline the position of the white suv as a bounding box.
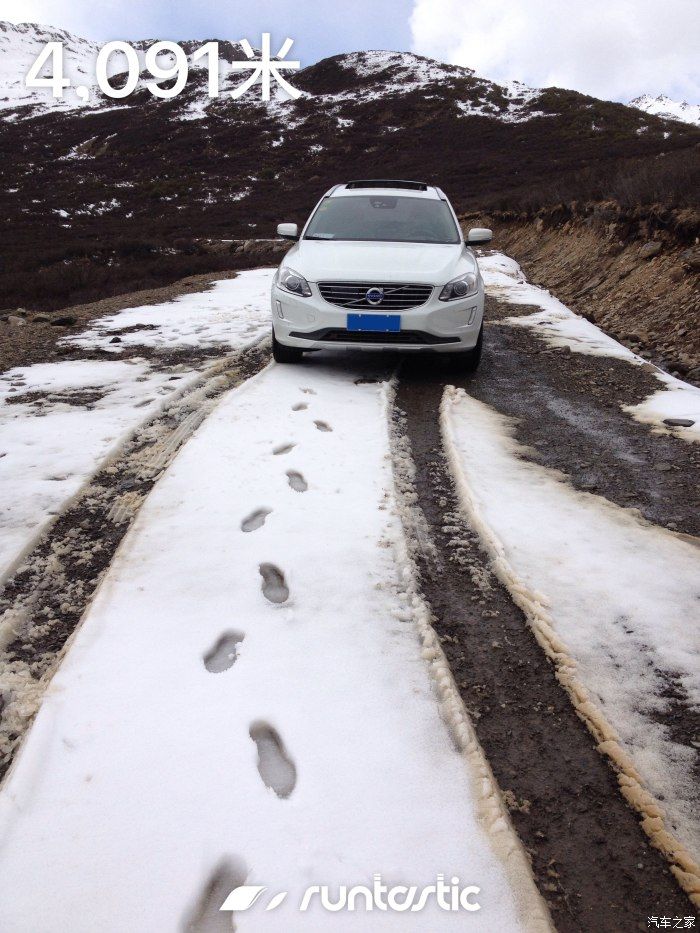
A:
[270,180,492,368]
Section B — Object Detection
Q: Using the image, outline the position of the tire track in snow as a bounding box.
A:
[0,339,270,783]
[441,385,700,907]
[394,364,694,928]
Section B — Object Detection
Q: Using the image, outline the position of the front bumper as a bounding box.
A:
[271,283,484,353]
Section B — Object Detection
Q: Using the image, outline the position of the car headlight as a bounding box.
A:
[277,266,312,298]
[438,272,478,301]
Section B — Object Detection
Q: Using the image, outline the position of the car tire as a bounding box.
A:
[465,325,483,371]
[450,325,483,372]
[272,328,304,364]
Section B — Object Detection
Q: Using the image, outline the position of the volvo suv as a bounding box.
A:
[270,180,492,367]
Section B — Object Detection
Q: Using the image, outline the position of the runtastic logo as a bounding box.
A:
[220,874,481,914]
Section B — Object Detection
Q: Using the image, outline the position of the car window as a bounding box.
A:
[304,195,461,244]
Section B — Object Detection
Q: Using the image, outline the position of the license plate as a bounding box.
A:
[346,314,401,333]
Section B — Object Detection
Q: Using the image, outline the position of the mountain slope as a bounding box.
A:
[630,93,700,126]
[0,20,251,116]
[0,25,698,311]
[0,21,100,113]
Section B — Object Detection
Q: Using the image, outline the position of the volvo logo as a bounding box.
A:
[365,287,385,306]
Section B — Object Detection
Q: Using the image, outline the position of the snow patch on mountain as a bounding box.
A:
[336,50,544,123]
[0,24,546,126]
[0,21,250,119]
[0,21,101,113]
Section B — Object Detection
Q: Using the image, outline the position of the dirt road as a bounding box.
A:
[0,257,697,930]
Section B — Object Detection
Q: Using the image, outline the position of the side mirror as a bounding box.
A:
[467,227,493,245]
[277,222,299,241]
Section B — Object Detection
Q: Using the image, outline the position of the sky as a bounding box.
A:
[0,0,698,103]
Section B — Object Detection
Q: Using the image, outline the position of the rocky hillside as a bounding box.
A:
[475,203,700,382]
[1,23,699,313]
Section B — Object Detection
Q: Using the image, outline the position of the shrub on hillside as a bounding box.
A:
[484,149,700,213]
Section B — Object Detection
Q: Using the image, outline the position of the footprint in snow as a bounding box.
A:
[259,563,289,604]
[241,508,272,532]
[249,722,297,798]
[314,420,332,432]
[291,402,308,411]
[286,470,307,492]
[181,856,248,932]
[273,442,296,456]
[203,631,244,673]
[300,387,316,395]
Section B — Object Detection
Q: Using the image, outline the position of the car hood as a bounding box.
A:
[285,240,474,285]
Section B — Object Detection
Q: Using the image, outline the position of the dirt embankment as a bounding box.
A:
[465,203,700,383]
[0,239,288,375]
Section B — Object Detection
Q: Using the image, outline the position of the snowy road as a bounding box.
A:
[0,253,698,929]
[0,270,273,585]
[0,358,544,931]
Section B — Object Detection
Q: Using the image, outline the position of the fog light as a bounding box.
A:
[467,306,477,325]
[276,300,284,319]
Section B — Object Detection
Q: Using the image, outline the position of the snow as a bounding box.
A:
[66,269,272,353]
[333,50,543,122]
[178,92,211,121]
[625,374,700,440]
[0,21,250,121]
[480,252,700,441]
[0,359,171,583]
[0,270,274,585]
[0,20,101,114]
[1,23,549,129]
[442,389,700,863]
[343,49,467,84]
[629,94,700,126]
[0,360,546,932]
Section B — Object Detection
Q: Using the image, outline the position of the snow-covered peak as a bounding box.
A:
[0,21,252,117]
[629,93,700,126]
[0,24,547,127]
[316,49,542,124]
[338,49,471,83]
[0,20,101,112]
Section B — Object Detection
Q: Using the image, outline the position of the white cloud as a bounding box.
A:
[0,1,414,61]
[409,0,700,103]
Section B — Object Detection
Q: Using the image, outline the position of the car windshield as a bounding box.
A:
[304,195,461,244]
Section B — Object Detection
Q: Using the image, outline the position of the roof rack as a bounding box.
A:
[344,179,429,191]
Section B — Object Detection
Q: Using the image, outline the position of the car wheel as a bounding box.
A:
[272,328,304,364]
[449,325,483,372]
[464,325,483,371]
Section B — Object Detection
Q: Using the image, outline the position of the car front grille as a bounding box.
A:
[318,282,433,311]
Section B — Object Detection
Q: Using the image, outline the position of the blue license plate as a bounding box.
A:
[346,314,401,333]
